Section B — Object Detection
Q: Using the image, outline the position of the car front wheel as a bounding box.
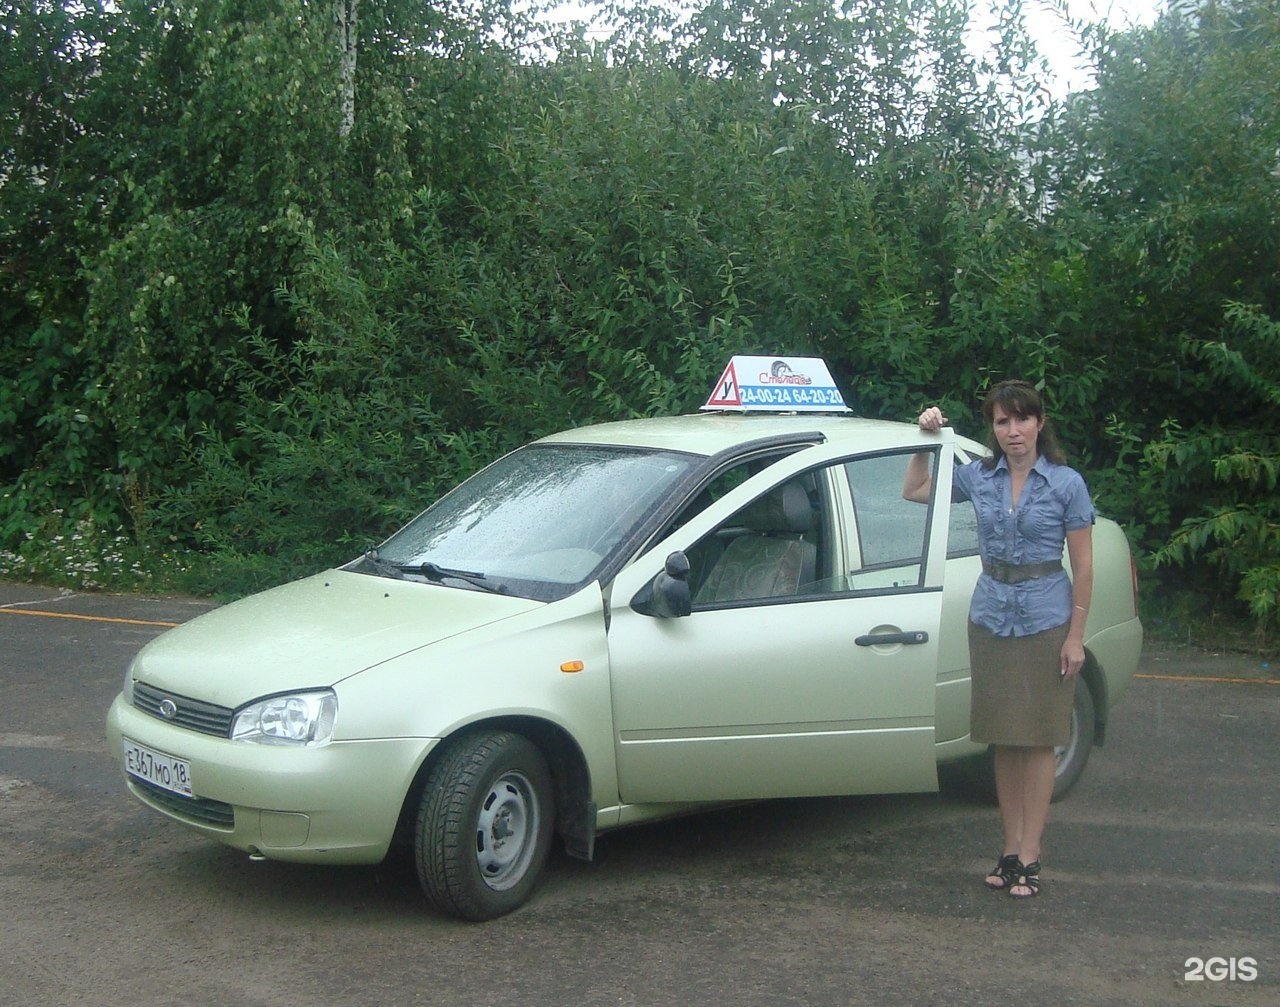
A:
[415,729,555,921]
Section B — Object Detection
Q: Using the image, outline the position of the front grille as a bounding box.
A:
[133,682,233,737]
[131,778,236,829]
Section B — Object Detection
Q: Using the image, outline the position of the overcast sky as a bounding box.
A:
[1023,0,1165,94]
[542,1,1169,96]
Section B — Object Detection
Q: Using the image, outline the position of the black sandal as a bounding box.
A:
[1008,860,1041,898]
[984,853,1021,891]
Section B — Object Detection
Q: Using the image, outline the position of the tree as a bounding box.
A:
[336,0,358,137]
[1035,1,1280,624]
[5,0,1277,632]
[1,1,114,506]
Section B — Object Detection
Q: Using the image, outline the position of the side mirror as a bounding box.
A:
[631,551,692,618]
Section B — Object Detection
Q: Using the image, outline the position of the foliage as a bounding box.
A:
[2,0,1278,630]
[1032,1,1280,628]
[1147,303,1280,629]
[0,505,190,591]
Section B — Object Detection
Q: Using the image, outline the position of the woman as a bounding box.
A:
[903,380,1094,899]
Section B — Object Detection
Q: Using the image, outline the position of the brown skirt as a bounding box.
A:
[968,621,1074,747]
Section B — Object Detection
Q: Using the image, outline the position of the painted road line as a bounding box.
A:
[1135,672,1279,686]
[0,608,179,629]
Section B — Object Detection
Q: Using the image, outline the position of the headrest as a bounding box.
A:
[739,482,814,534]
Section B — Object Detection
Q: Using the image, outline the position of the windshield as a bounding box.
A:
[371,443,701,600]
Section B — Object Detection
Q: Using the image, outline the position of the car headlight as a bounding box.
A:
[231,691,338,747]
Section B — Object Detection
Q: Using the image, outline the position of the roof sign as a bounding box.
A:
[702,356,850,413]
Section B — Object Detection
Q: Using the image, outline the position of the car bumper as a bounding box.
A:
[106,694,435,864]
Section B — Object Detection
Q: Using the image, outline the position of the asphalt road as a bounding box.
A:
[1,580,1276,1007]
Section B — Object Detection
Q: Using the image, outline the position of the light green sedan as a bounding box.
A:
[107,408,1142,921]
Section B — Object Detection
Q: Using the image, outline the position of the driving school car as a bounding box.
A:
[106,357,1143,921]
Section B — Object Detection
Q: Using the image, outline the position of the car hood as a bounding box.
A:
[130,571,544,709]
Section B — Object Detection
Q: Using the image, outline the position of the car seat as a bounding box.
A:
[693,482,817,604]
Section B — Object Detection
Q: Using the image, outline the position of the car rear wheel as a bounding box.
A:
[948,678,1097,803]
[415,729,555,921]
[1051,677,1096,800]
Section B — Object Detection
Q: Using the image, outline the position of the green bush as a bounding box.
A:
[3,0,1279,638]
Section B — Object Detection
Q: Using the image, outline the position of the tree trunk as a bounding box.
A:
[335,0,358,138]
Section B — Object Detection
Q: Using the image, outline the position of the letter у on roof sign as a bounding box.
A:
[702,356,851,413]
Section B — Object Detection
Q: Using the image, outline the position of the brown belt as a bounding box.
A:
[982,559,1063,584]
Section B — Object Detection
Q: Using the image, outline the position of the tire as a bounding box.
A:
[1051,677,1096,801]
[415,730,555,922]
[947,678,1097,804]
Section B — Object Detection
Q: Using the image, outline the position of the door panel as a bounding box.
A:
[606,436,954,805]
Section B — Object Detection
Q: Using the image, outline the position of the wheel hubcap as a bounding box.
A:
[475,771,538,891]
[1055,707,1079,778]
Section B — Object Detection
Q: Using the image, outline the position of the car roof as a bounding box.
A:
[537,412,986,458]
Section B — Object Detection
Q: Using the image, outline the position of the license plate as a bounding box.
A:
[123,738,194,798]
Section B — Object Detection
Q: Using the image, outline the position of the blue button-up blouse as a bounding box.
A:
[953,454,1095,637]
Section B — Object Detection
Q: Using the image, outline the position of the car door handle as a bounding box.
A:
[855,630,930,647]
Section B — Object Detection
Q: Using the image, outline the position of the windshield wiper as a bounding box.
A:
[361,548,405,580]
[396,560,507,594]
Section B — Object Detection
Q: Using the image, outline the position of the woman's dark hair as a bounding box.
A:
[980,380,1067,468]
